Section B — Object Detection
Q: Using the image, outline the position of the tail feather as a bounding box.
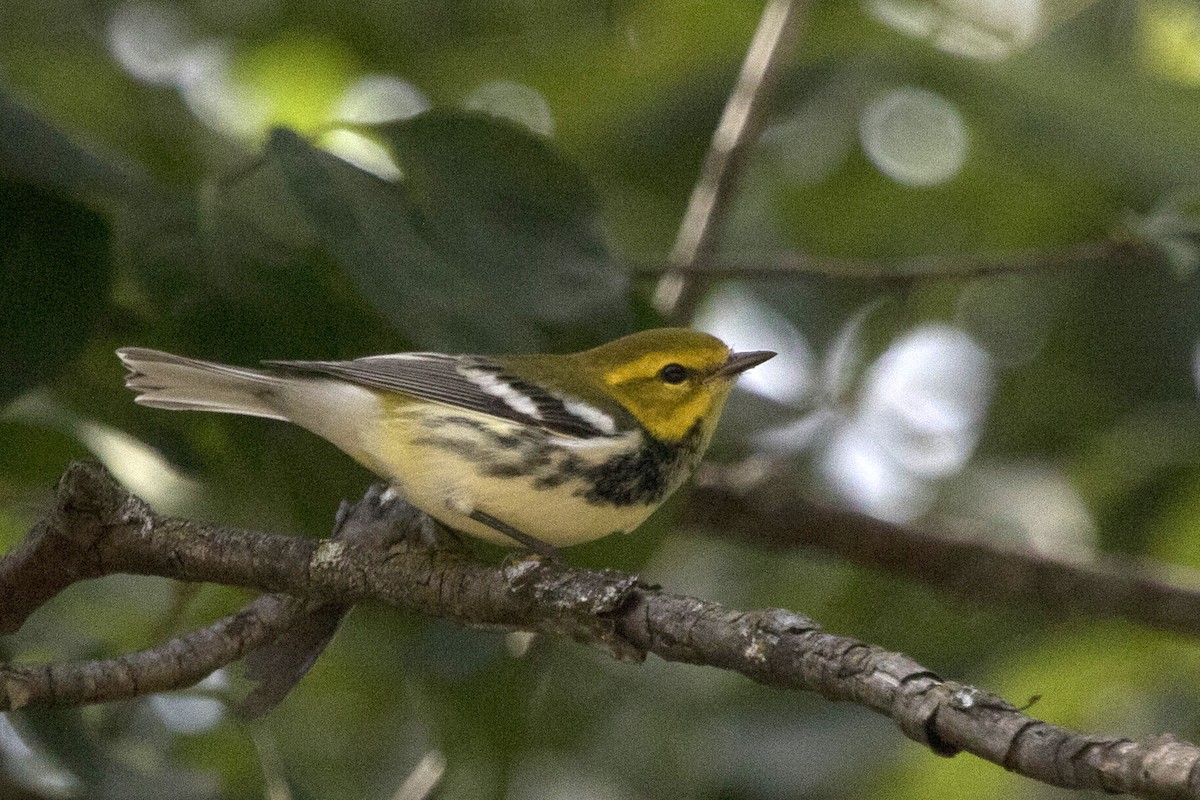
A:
[116,347,287,420]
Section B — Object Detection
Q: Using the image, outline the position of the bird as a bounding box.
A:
[116,328,774,555]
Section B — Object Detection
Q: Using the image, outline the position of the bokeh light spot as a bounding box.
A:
[320,129,403,181]
[334,74,429,124]
[235,33,358,132]
[175,40,270,138]
[694,282,814,405]
[106,1,196,85]
[463,80,555,137]
[860,87,968,187]
[866,0,1072,60]
[1140,0,1200,84]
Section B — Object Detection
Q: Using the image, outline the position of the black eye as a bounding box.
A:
[658,363,689,384]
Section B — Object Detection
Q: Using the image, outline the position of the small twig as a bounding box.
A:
[637,238,1156,281]
[655,0,810,321]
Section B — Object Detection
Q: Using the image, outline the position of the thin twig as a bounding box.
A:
[637,238,1156,281]
[655,0,810,321]
[4,462,1200,799]
[1,594,294,710]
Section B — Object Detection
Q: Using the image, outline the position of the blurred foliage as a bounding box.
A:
[5,1,1200,798]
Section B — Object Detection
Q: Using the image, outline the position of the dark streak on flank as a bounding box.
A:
[410,414,705,508]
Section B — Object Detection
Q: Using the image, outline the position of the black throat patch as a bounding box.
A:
[572,421,704,507]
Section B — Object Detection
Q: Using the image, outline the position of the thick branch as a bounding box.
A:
[4,462,1200,799]
[683,479,1200,639]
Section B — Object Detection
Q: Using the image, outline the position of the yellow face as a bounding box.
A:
[582,329,739,443]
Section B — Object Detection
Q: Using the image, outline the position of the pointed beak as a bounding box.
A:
[713,349,776,379]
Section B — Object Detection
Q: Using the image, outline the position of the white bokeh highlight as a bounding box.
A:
[150,670,229,734]
[865,0,1092,60]
[106,2,196,85]
[857,324,992,479]
[105,2,428,150]
[321,129,404,181]
[107,3,270,138]
[334,75,430,124]
[860,87,969,187]
[5,390,205,517]
[695,284,995,523]
[0,714,80,796]
[753,317,992,521]
[694,282,814,405]
[464,80,555,138]
[174,40,271,139]
[950,462,1096,557]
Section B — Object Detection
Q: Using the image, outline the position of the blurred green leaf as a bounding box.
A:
[269,113,631,353]
[0,180,112,402]
[0,419,88,486]
[0,89,145,201]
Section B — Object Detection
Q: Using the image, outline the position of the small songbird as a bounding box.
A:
[117,329,774,554]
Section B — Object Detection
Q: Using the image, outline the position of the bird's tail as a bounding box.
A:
[116,347,287,421]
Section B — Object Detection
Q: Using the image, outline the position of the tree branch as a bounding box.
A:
[637,238,1156,281]
[4,462,1200,799]
[1,594,293,710]
[655,0,809,320]
[682,476,1200,639]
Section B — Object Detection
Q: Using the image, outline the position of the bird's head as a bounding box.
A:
[578,328,775,444]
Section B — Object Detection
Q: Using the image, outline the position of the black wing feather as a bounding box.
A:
[264,354,611,439]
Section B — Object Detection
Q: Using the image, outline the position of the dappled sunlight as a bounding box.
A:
[695,284,994,523]
[859,325,992,478]
[0,714,79,797]
[948,462,1097,557]
[149,670,229,735]
[859,88,969,187]
[694,282,813,405]
[9,1,1200,796]
[334,75,429,125]
[175,40,271,139]
[319,129,403,181]
[5,391,204,516]
[106,3,269,137]
[718,307,996,523]
[73,421,205,516]
[811,325,991,521]
[866,0,1097,60]
[463,80,556,138]
[318,76,431,180]
[821,421,937,522]
[1141,0,1200,84]
[103,1,560,186]
[106,1,195,86]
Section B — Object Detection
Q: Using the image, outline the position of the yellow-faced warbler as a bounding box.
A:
[117,329,774,554]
